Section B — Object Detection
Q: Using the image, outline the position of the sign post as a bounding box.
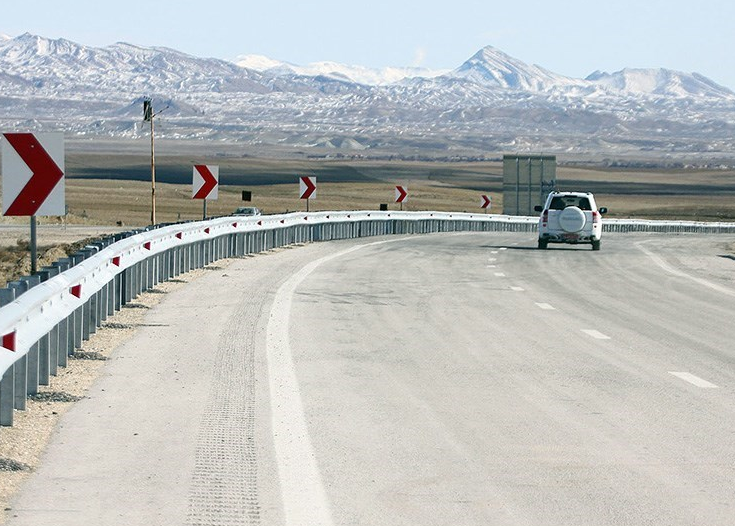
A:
[193,165,219,219]
[2,132,65,275]
[30,216,37,274]
[299,176,316,212]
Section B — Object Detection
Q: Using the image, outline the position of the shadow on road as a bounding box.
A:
[480,245,596,252]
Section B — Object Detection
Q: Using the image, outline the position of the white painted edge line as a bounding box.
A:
[265,238,402,526]
[636,242,735,297]
[494,272,506,277]
[510,286,525,292]
[535,302,555,310]
[669,372,719,389]
[581,329,611,340]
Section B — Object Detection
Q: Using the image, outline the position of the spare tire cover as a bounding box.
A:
[559,206,586,233]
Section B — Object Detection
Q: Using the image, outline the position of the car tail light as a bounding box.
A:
[541,209,548,226]
[592,211,600,224]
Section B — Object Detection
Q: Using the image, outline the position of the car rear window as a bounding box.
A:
[549,196,591,210]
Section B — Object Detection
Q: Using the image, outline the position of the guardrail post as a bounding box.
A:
[6,282,28,408]
[0,288,16,425]
[167,249,175,280]
[37,268,60,378]
[18,276,41,396]
[52,258,74,361]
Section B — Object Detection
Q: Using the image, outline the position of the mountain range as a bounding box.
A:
[1,33,734,163]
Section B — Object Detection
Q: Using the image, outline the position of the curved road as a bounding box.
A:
[7,232,735,525]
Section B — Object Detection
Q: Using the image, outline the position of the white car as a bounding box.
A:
[534,192,607,250]
[233,207,262,216]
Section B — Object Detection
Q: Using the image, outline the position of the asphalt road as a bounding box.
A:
[6,232,735,525]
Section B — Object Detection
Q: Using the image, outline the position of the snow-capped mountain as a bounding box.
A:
[0,33,266,95]
[236,54,447,85]
[585,68,734,99]
[445,46,581,91]
[1,33,734,160]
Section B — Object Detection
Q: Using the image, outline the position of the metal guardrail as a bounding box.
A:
[0,210,734,426]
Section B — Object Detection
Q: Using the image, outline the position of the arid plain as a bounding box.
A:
[2,151,735,286]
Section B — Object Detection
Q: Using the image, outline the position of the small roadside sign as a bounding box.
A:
[299,176,316,200]
[395,186,408,203]
[193,165,219,200]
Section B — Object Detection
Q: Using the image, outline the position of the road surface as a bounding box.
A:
[6,232,735,525]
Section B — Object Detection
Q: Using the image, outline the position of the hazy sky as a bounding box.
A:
[3,0,735,89]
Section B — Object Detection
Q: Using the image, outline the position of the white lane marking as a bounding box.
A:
[636,242,735,297]
[494,272,506,277]
[510,286,525,292]
[581,329,611,340]
[669,372,719,389]
[535,302,555,310]
[490,250,499,254]
[499,247,508,251]
[488,257,497,262]
[266,238,399,526]
[486,265,497,268]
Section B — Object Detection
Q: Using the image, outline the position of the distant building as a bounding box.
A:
[502,155,556,215]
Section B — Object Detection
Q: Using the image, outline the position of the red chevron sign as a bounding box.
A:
[299,176,316,199]
[2,133,65,216]
[395,186,408,203]
[193,165,219,200]
[481,195,492,209]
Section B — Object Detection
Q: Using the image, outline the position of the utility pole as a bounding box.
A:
[143,98,166,225]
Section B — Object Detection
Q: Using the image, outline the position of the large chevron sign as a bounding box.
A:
[2,132,65,216]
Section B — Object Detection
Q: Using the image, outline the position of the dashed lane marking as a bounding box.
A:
[535,302,555,310]
[581,329,611,340]
[669,372,719,389]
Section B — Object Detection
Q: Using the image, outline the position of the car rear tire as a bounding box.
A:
[592,239,601,251]
[538,239,548,250]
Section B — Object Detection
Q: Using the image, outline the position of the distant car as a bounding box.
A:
[233,207,261,216]
[534,191,607,250]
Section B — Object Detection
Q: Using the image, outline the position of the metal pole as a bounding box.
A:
[515,157,520,215]
[540,157,545,206]
[30,215,37,274]
[203,199,207,220]
[150,116,156,225]
[528,158,533,214]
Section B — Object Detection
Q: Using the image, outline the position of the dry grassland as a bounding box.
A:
[1,155,735,285]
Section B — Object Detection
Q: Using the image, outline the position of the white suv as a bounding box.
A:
[534,192,607,250]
